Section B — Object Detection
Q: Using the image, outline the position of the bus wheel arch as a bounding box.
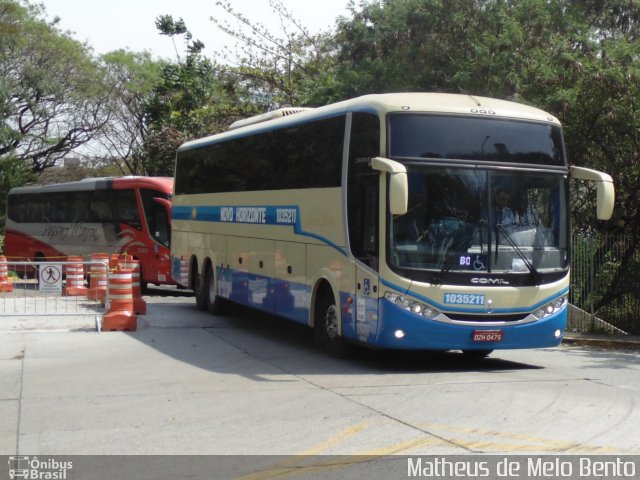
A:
[313,279,350,357]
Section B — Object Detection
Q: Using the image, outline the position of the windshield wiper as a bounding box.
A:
[497,225,541,285]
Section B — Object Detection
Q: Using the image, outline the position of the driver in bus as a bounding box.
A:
[495,188,516,227]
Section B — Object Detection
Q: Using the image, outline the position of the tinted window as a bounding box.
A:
[175,115,346,195]
[8,188,142,230]
[389,114,565,166]
[347,113,381,269]
[113,189,141,229]
[140,189,171,244]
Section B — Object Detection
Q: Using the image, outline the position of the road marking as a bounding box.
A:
[296,419,374,455]
[231,420,640,479]
[232,420,375,480]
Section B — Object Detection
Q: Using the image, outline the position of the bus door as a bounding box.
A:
[355,266,379,344]
[347,160,380,343]
[347,112,382,343]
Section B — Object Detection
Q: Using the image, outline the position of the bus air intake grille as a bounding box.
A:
[445,313,529,323]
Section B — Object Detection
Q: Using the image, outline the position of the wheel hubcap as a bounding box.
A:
[325,305,338,339]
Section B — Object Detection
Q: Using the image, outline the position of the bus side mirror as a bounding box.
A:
[570,166,615,220]
[371,157,408,215]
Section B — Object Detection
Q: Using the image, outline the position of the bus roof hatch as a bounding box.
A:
[228,107,314,130]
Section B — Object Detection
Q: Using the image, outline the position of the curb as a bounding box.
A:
[563,334,640,350]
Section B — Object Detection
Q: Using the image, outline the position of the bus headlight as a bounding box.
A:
[533,295,568,319]
[385,292,439,319]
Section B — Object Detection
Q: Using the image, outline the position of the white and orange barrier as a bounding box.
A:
[63,256,88,296]
[102,267,137,331]
[87,253,109,304]
[119,255,146,315]
[0,256,13,293]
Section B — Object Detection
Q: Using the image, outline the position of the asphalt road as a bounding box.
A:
[1,289,639,460]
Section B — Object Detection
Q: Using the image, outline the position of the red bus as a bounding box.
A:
[4,176,174,287]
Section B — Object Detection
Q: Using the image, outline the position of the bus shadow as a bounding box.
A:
[133,300,543,377]
[143,284,194,298]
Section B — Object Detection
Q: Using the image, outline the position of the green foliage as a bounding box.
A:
[144,126,188,177]
[212,0,338,108]
[319,0,640,331]
[143,14,265,174]
[99,50,163,175]
[0,0,109,173]
[323,1,639,226]
[0,156,34,233]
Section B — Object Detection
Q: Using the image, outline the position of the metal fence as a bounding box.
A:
[0,260,107,332]
[570,232,639,335]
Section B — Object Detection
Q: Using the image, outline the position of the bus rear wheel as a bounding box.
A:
[204,264,225,315]
[315,290,350,358]
[194,265,207,311]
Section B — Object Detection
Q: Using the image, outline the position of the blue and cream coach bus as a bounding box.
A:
[171,93,614,357]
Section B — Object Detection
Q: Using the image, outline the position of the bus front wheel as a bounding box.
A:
[315,290,350,358]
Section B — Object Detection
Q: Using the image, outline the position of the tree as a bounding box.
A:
[143,15,265,175]
[212,0,337,108]
[324,0,640,332]
[98,50,163,175]
[0,155,33,233]
[0,0,109,174]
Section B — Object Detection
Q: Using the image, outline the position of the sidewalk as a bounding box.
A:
[563,331,640,350]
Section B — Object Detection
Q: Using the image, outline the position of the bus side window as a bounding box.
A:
[347,112,381,270]
[139,189,171,247]
[90,190,113,222]
[152,203,170,247]
[113,189,141,229]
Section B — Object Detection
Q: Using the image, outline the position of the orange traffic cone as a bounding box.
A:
[102,267,137,331]
[0,256,13,293]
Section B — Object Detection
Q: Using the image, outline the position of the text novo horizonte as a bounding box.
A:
[220,207,297,225]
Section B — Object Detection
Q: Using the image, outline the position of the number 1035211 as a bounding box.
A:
[444,293,485,305]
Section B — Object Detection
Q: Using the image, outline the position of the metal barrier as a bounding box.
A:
[570,232,637,335]
[0,259,110,332]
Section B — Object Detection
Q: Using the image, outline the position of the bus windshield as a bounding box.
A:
[389,114,565,166]
[388,167,569,280]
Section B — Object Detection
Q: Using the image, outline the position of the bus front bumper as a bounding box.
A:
[373,300,566,351]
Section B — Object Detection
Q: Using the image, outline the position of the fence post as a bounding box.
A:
[589,236,595,330]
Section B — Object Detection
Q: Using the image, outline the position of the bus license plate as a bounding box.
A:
[473,330,503,342]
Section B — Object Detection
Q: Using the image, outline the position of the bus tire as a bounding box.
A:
[204,264,225,315]
[194,265,207,311]
[315,289,350,358]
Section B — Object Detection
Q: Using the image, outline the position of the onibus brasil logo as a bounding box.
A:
[8,456,73,479]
